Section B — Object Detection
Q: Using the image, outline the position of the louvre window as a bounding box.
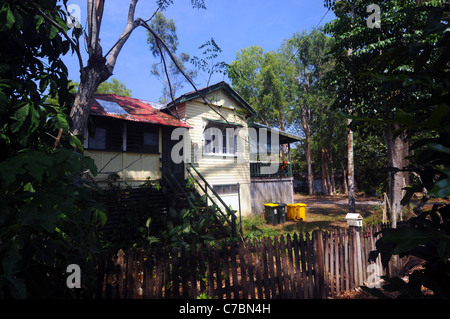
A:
[87,117,123,151]
[86,117,159,154]
[127,122,159,154]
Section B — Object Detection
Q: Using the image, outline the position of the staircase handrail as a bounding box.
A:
[162,171,195,211]
[187,163,237,237]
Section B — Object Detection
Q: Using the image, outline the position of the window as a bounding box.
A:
[88,127,106,150]
[127,122,159,154]
[248,127,276,158]
[87,117,122,151]
[86,116,159,153]
[203,120,238,155]
[213,184,239,195]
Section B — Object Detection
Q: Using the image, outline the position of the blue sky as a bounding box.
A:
[62,1,334,102]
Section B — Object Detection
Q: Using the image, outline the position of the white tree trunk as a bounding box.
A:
[348,119,356,214]
[385,124,410,228]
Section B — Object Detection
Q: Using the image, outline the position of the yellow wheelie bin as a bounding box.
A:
[286,204,296,221]
[295,203,307,221]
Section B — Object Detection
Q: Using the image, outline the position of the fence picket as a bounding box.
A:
[229,242,240,298]
[344,230,350,292]
[198,244,207,294]
[238,239,249,298]
[253,238,264,299]
[292,233,304,299]
[223,245,232,299]
[214,242,223,298]
[286,235,296,299]
[260,237,271,299]
[334,230,340,294]
[339,229,345,290]
[206,242,215,298]
[305,233,314,298]
[189,245,198,298]
[246,239,256,299]
[125,248,134,299]
[171,246,180,298]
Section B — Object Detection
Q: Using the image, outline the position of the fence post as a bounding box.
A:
[355,228,364,286]
[313,230,326,298]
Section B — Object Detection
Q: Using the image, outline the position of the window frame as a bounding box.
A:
[213,184,239,195]
[86,117,123,152]
[203,120,239,156]
[85,116,160,154]
[126,122,159,154]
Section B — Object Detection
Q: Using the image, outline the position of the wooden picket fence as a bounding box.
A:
[95,225,402,299]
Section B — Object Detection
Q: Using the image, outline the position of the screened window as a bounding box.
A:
[203,121,238,155]
[213,184,239,195]
[86,117,159,153]
[127,123,159,154]
[87,117,122,151]
[88,127,106,150]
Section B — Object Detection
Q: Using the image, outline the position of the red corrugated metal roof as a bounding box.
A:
[91,94,190,128]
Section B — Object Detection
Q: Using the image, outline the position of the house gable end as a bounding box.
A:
[165,82,257,119]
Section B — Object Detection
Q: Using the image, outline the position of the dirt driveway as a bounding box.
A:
[289,194,382,230]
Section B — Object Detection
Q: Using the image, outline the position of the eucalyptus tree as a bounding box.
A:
[228,46,264,111]
[147,12,197,102]
[229,47,294,164]
[322,0,440,225]
[281,28,337,195]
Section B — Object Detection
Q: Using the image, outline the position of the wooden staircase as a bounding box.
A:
[161,165,238,238]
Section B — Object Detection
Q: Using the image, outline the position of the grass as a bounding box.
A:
[239,196,382,239]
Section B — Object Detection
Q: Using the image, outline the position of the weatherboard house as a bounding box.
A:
[84,81,301,218]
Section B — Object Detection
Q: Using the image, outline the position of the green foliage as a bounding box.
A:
[0,0,105,298]
[190,37,228,86]
[367,204,450,298]
[228,46,291,128]
[326,1,450,298]
[147,12,197,101]
[239,215,279,240]
[96,78,132,97]
[353,126,387,196]
[147,12,179,58]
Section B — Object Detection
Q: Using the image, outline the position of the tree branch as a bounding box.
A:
[105,0,140,73]
[87,0,105,56]
[138,18,231,125]
[157,41,174,101]
[103,1,162,61]
[26,0,84,69]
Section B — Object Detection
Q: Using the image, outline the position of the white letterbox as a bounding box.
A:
[345,213,363,227]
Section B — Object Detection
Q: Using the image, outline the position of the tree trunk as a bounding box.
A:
[384,124,410,228]
[347,4,356,214]
[70,57,112,136]
[321,146,329,195]
[70,0,139,136]
[301,102,314,195]
[341,163,348,195]
[305,129,314,195]
[347,119,356,214]
[326,148,336,195]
